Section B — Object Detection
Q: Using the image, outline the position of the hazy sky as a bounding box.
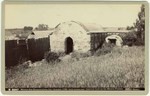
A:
[5,3,141,28]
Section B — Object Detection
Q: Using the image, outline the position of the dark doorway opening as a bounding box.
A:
[108,39,116,44]
[65,37,73,54]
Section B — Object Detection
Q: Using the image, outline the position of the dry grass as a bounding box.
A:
[6,46,145,90]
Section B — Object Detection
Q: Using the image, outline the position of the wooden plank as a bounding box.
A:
[18,40,29,62]
[27,39,36,62]
[5,40,19,67]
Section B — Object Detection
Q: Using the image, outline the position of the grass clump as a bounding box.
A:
[71,51,91,59]
[94,42,115,56]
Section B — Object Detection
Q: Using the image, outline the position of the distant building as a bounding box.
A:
[5,28,53,40]
[27,32,35,39]
[50,21,130,54]
[30,30,52,39]
[5,30,19,40]
[5,34,19,40]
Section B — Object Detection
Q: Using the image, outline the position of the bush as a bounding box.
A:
[94,42,115,56]
[123,32,137,46]
[123,31,145,46]
[44,51,60,63]
[134,38,144,46]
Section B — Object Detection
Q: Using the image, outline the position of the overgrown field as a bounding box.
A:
[6,46,145,90]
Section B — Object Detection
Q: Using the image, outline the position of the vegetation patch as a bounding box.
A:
[44,52,60,63]
[6,46,144,90]
[94,42,115,56]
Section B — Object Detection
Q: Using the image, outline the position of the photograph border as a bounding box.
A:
[1,0,149,95]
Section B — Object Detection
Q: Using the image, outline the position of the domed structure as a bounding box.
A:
[50,21,94,53]
[50,21,128,54]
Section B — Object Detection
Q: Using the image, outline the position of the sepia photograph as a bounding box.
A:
[2,1,148,94]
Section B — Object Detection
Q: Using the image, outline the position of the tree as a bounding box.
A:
[134,4,145,44]
[24,26,33,31]
[125,4,145,45]
[35,24,49,30]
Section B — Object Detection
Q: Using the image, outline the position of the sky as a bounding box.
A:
[5,3,141,29]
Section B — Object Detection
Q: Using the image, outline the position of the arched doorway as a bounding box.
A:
[108,39,116,44]
[65,37,73,54]
[105,35,123,46]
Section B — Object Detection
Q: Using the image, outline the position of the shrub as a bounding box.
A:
[44,51,60,63]
[134,38,144,46]
[123,32,137,46]
[123,31,144,46]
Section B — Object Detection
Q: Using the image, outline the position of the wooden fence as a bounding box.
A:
[5,37,50,67]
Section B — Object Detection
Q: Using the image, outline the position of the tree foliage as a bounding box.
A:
[35,24,49,31]
[24,26,33,31]
[126,4,145,45]
[126,26,134,30]
[134,4,145,44]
